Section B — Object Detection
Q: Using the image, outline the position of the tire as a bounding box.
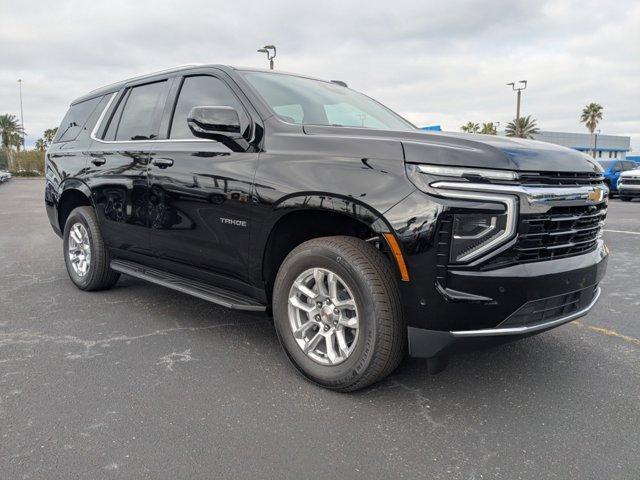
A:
[272,236,405,392]
[620,196,631,202]
[63,206,120,291]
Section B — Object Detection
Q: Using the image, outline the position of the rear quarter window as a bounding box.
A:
[53,96,104,143]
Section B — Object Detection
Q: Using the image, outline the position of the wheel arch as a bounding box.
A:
[259,193,402,301]
[57,180,94,233]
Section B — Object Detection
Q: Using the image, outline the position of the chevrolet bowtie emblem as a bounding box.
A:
[587,187,603,202]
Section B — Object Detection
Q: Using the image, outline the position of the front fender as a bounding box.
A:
[273,192,391,234]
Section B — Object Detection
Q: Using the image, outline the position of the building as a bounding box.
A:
[531,131,631,160]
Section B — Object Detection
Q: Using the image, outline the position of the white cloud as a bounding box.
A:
[0,0,638,151]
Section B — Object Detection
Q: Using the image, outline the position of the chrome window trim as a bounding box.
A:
[436,189,518,263]
[89,78,253,145]
[90,92,214,144]
[451,287,601,337]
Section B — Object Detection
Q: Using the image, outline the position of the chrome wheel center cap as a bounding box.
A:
[320,304,336,324]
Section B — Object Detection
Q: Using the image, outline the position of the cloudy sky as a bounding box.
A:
[1,0,638,151]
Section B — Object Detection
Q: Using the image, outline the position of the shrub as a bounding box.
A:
[10,149,45,175]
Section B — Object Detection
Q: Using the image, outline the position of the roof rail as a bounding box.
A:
[85,64,203,95]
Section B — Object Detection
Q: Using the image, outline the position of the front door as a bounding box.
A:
[146,74,258,286]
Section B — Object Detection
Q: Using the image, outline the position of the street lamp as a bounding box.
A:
[593,129,601,158]
[257,45,276,70]
[17,79,25,149]
[506,80,527,123]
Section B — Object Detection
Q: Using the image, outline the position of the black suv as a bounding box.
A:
[45,65,609,391]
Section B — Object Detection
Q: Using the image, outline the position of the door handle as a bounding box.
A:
[152,158,174,169]
[91,158,106,166]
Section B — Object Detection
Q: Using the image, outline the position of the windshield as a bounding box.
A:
[597,160,614,168]
[241,71,416,131]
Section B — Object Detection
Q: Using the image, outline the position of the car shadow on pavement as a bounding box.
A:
[116,276,607,410]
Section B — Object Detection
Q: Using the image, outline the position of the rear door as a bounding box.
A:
[146,72,259,287]
[87,79,171,257]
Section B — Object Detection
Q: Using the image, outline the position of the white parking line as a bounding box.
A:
[604,229,640,236]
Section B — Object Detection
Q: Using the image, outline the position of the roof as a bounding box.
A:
[71,64,335,105]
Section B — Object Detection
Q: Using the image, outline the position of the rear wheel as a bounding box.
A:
[272,236,405,392]
[63,206,120,291]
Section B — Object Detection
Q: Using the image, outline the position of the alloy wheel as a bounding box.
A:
[287,267,359,365]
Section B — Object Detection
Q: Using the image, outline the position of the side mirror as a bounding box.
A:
[187,106,248,151]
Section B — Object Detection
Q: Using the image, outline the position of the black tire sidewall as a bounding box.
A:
[63,208,98,290]
[273,243,381,388]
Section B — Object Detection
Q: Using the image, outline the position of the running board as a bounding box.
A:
[110,259,266,312]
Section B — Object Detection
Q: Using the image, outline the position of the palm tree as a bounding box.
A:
[580,103,603,134]
[505,115,539,139]
[0,114,25,170]
[35,138,47,152]
[43,127,58,145]
[480,122,497,135]
[0,114,24,149]
[461,121,480,133]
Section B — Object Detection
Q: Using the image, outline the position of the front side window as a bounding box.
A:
[114,81,167,141]
[240,71,415,131]
[170,76,248,139]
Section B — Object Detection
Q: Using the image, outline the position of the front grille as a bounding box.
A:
[621,179,640,185]
[485,202,606,268]
[518,171,604,186]
[499,285,598,328]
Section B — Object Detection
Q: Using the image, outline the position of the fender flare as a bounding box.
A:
[59,178,93,201]
[270,192,391,234]
[55,178,95,230]
[254,192,411,289]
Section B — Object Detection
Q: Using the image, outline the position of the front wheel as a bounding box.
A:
[272,236,405,392]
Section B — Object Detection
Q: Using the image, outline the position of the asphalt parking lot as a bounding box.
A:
[1,178,639,479]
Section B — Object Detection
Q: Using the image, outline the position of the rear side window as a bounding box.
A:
[54,96,104,143]
[170,76,248,139]
[112,81,167,141]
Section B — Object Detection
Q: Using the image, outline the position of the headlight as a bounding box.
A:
[433,188,518,264]
[416,164,518,181]
[405,164,519,264]
[450,212,510,263]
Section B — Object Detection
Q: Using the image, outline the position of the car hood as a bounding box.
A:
[620,168,640,178]
[302,125,601,173]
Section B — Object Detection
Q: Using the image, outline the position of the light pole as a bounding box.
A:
[506,80,527,124]
[18,79,25,149]
[593,129,601,158]
[257,45,276,70]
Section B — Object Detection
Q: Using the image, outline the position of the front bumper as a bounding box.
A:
[408,286,601,358]
[619,184,640,197]
[384,180,610,357]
